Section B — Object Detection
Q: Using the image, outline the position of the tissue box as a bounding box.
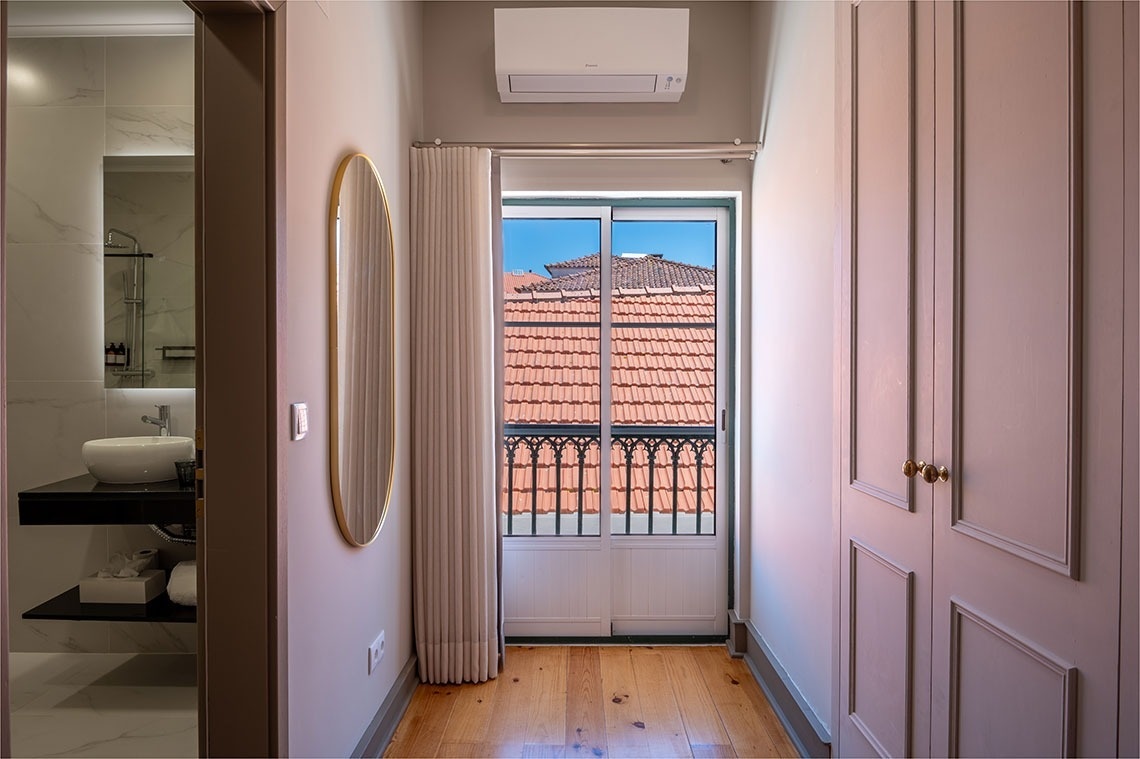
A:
[79,570,166,604]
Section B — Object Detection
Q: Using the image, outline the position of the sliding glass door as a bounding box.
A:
[501,201,730,637]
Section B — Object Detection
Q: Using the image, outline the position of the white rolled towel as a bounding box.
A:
[167,561,197,606]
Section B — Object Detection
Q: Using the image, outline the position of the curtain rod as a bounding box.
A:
[413,139,760,161]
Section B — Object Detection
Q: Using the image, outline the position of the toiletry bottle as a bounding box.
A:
[105,344,113,367]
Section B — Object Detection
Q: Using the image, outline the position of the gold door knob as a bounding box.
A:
[920,463,951,484]
[920,463,938,484]
[902,459,920,478]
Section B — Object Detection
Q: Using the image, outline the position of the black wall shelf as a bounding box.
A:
[18,474,196,623]
[18,474,194,526]
[23,586,196,624]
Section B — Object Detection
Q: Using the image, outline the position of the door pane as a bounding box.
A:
[503,217,601,536]
[609,220,717,535]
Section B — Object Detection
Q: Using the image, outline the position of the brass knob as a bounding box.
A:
[919,463,951,484]
[902,459,920,478]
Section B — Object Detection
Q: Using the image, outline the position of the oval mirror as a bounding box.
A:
[328,153,395,546]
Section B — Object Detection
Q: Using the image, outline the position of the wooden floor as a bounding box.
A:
[384,645,798,758]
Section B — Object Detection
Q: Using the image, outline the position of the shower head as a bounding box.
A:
[106,228,140,254]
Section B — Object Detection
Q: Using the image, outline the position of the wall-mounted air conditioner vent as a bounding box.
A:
[494,7,689,104]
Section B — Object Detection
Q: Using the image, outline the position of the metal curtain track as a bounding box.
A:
[412,139,760,161]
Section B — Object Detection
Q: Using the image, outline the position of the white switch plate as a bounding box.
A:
[368,630,385,675]
[290,402,308,441]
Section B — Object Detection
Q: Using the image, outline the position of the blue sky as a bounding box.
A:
[503,219,715,275]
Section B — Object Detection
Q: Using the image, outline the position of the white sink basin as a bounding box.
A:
[81,436,194,484]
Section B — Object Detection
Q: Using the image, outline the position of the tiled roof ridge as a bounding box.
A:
[520,255,714,294]
[505,284,713,302]
[543,252,711,274]
[544,253,601,272]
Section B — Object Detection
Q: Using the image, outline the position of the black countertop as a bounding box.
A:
[19,474,195,525]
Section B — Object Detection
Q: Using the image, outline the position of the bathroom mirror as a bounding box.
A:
[104,156,195,388]
[328,153,395,547]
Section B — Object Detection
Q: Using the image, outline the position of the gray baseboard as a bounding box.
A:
[739,622,831,759]
[352,656,419,758]
[726,609,749,658]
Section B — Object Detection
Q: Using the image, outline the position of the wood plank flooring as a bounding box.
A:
[384,646,798,758]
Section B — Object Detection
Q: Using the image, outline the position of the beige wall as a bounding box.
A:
[747,0,836,736]
[280,1,421,755]
[423,0,753,143]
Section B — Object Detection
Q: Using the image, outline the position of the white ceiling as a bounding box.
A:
[8,1,195,37]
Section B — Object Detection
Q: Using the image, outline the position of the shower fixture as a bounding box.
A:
[104,228,155,382]
[106,227,141,254]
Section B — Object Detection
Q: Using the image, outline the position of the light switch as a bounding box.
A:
[290,402,309,441]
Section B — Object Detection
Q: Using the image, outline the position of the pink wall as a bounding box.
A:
[281,2,421,755]
[747,0,836,735]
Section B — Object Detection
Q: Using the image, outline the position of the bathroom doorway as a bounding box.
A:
[4,3,200,755]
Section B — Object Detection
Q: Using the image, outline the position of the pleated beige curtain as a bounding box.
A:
[410,146,499,684]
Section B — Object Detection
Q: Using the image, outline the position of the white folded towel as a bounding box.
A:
[167,560,197,606]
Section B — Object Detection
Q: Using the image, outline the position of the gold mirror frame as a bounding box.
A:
[328,153,396,547]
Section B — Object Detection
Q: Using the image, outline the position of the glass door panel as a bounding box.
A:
[609,220,717,535]
[502,216,602,536]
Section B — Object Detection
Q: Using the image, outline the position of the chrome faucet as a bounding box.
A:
[141,405,171,436]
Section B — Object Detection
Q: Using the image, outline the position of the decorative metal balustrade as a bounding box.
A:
[503,423,716,537]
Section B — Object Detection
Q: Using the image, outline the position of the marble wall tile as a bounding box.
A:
[104,170,194,252]
[106,36,194,107]
[6,381,107,492]
[6,107,105,245]
[104,388,195,438]
[110,623,197,654]
[10,620,111,657]
[7,381,110,653]
[108,525,195,564]
[7,38,105,108]
[7,244,105,383]
[106,106,194,156]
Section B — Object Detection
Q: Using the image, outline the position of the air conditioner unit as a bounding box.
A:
[494,7,689,103]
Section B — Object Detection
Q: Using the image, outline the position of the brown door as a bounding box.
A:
[837,2,936,756]
[929,2,1125,756]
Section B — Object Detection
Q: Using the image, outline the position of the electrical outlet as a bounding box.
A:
[368,630,385,675]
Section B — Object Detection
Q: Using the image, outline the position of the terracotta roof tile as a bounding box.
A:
[504,271,548,293]
[503,273,716,520]
[521,255,715,292]
[544,253,603,272]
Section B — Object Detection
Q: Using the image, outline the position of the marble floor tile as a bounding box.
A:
[10,653,196,759]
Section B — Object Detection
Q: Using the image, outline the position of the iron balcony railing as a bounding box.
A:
[503,423,716,537]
